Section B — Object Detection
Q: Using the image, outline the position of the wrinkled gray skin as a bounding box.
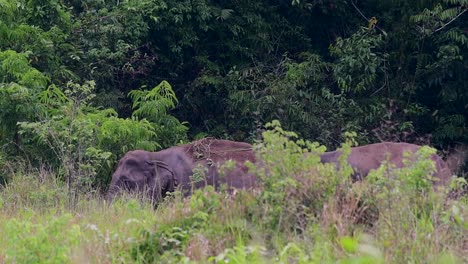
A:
[107,140,256,204]
[107,148,190,203]
[319,142,452,186]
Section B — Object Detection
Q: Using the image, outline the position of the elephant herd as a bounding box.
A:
[107,138,453,204]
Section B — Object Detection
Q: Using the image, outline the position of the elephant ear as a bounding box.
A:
[147,160,176,195]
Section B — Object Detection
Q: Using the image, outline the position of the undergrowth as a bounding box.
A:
[0,123,466,263]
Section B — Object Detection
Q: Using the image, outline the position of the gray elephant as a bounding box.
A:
[107,138,257,204]
[320,142,452,186]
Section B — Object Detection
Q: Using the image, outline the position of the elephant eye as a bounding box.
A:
[125,159,138,167]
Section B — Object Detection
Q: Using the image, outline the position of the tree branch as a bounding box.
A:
[349,0,369,21]
[349,0,387,35]
[434,7,467,33]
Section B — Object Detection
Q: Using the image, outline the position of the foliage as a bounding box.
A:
[0,0,75,81]
[1,0,467,164]
[0,0,467,153]
[68,0,154,99]
[18,80,186,197]
[1,127,466,263]
[129,80,188,147]
[3,214,81,263]
[408,0,468,143]
[131,186,252,263]
[252,120,339,232]
[0,0,467,260]
[210,241,267,264]
[330,28,387,93]
[361,150,466,263]
[0,168,67,211]
[0,50,49,150]
[223,54,368,146]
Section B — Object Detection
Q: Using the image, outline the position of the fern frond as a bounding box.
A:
[443,0,468,6]
[442,28,468,47]
[438,7,461,21]
[130,80,179,120]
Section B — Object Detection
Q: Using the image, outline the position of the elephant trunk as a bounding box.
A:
[146,175,169,205]
[106,180,125,203]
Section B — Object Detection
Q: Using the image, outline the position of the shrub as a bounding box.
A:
[0,169,67,211]
[3,214,81,263]
[18,80,187,201]
[251,120,353,235]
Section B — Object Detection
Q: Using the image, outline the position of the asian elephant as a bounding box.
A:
[107,138,257,204]
[319,142,452,186]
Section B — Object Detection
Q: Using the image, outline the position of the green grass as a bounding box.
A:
[0,133,466,263]
[0,170,466,263]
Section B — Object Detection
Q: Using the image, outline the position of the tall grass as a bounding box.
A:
[0,129,466,263]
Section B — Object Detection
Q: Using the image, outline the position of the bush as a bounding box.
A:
[3,214,81,263]
[18,80,187,200]
[0,122,466,263]
[0,169,67,211]
[251,120,354,235]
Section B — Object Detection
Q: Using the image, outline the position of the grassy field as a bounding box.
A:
[0,135,466,263]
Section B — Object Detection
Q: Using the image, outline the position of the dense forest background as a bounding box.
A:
[0,0,467,190]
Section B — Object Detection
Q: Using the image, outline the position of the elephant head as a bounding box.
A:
[107,150,177,204]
